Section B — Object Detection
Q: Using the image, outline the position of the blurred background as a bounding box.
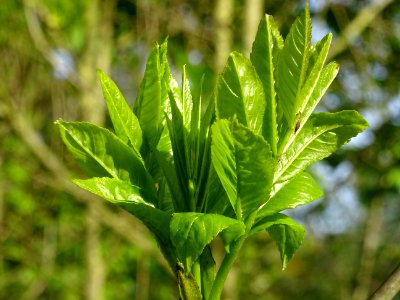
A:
[1,0,399,299]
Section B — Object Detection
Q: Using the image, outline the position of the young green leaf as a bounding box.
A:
[251,213,305,269]
[215,52,265,135]
[55,120,157,203]
[134,39,170,148]
[275,4,311,126]
[250,14,283,155]
[275,111,368,185]
[97,69,142,153]
[257,171,323,219]
[170,212,245,272]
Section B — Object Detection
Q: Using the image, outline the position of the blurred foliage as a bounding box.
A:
[0,0,399,299]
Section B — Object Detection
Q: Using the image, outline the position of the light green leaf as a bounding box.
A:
[295,33,334,129]
[215,52,265,134]
[275,111,368,185]
[73,177,148,204]
[251,213,305,269]
[73,177,175,268]
[276,4,311,125]
[250,14,282,155]
[134,39,170,147]
[97,69,142,152]
[55,119,157,203]
[257,172,323,219]
[170,213,245,272]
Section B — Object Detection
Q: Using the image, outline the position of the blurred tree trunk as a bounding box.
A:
[352,198,384,300]
[214,0,234,72]
[79,0,116,125]
[86,201,105,300]
[243,0,264,56]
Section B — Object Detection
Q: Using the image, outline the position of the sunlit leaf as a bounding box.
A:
[97,69,142,152]
[215,52,265,135]
[251,213,305,269]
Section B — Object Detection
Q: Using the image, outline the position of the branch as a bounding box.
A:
[328,0,394,60]
[369,263,400,300]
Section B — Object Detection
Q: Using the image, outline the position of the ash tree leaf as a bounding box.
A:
[250,14,283,155]
[170,212,245,272]
[97,69,142,153]
[134,39,170,148]
[257,171,323,219]
[251,213,305,269]
[211,119,274,221]
[275,4,311,127]
[215,52,265,135]
[55,120,157,204]
[275,110,368,185]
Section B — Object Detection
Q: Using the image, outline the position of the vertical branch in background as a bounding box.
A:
[352,198,384,300]
[78,0,116,125]
[86,201,105,300]
[243,0,264,56]
[79,2,115,297]
[214,0,234,72]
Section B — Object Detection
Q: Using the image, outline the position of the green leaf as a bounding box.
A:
[257,172,323,219]
[170,212,245,272]
[215,52,265,135]
[275,111,368,185]
[251,213,305,269]
[73,177,148,204]
[55,119,157,203]
[211,120,274,221]
[210,119,237,213]
[134,39,170,147]
[97,69,142,152]
[250,14,283,155]
[276,4,311,125]
[155,125,184,212]
[231,121,274,221]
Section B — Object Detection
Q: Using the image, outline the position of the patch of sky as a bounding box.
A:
[51,48,74,80]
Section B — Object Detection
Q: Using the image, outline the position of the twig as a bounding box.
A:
[369,263,400,300]
[328,0,394,60]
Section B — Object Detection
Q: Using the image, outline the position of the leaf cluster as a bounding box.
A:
[56,5,367,299]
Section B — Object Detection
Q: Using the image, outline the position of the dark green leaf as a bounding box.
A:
[251,213,305,269]
[170,213,244,272]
